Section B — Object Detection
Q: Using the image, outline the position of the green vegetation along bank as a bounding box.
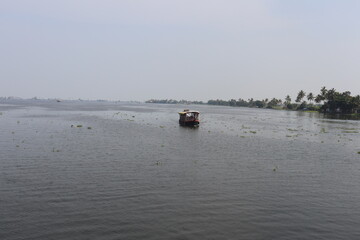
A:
[146,87,360,115]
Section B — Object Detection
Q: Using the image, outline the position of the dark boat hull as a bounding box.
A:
[179,120,200,126]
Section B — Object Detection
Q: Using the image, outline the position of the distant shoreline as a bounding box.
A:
[146,87,360,115]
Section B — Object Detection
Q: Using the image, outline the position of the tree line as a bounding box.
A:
[145,99,204,105]
[146,87,360,114]
[207,97,283,109]
[208,87,360,113]
[281,87,360,113]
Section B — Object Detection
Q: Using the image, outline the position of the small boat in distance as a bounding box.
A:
[178,109,200,126]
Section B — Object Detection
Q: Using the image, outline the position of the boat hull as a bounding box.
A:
[179,120,200,126]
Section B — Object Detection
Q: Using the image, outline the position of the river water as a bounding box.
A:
[1,100,360,240]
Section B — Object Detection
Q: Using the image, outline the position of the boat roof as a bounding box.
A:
[178,111,200,114]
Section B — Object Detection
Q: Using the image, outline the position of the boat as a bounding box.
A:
[178,109,200,126]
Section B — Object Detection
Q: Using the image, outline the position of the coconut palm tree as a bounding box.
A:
[320,86,327,98]
[307,92,314,103]
[296,90,306,103]
[285,95,291,105]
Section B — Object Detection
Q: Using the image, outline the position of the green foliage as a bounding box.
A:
[267,98,282,108]
[307,92,314,102]
[287,128,298,131]
[286,103,298,110]
[320,128,327,133]
[207,97,282,109]
[146,99,204,104]
[297,101,307,110]
[254,100,265,108]
[284,95,291,105]
[342,130,359,133]
[318,87,360,114]
[147,86,359,115]
[296,90,306,103]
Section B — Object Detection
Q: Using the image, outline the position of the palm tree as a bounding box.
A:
[307,92,314,103]
[326,88,336,101]
[320,86,327,99]
[296,90,306,103]
[285,95,291,105]
[315,95,322,103]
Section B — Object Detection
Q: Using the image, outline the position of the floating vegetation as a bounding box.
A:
[76,125,82,128]
[155,161,161,165]
[16,145,19,148]
[17,121,20,124]
[249,131,257,134]
[287,128,298,132]
[286,135,293,138]
[240,136,246,138]
[52,147,60,152]
[358,151,360,154]
[0,112,2,115]
[87,127,92,129]
[342,130,358,133]
[320,128,327,133]
[159,126,165,128]
[337,127,358,130]
[161,144,164,147]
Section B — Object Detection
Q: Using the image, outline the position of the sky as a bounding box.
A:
[1,0,360,101]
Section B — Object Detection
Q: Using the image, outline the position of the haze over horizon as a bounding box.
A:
[1,0,360,102]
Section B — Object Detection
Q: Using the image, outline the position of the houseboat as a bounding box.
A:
[178,109,200,126]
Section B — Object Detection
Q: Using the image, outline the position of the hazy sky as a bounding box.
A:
[1,0,360,101]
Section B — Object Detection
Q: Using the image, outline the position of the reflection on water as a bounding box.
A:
[179,125,200,130]
[323,113,360,121]
[1,100,360,240]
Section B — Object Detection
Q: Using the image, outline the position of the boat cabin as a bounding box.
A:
[178,109,200,126]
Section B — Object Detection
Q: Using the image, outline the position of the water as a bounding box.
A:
[1,100,360,239]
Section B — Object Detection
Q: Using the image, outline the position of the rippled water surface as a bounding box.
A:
[1,100,360,239]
